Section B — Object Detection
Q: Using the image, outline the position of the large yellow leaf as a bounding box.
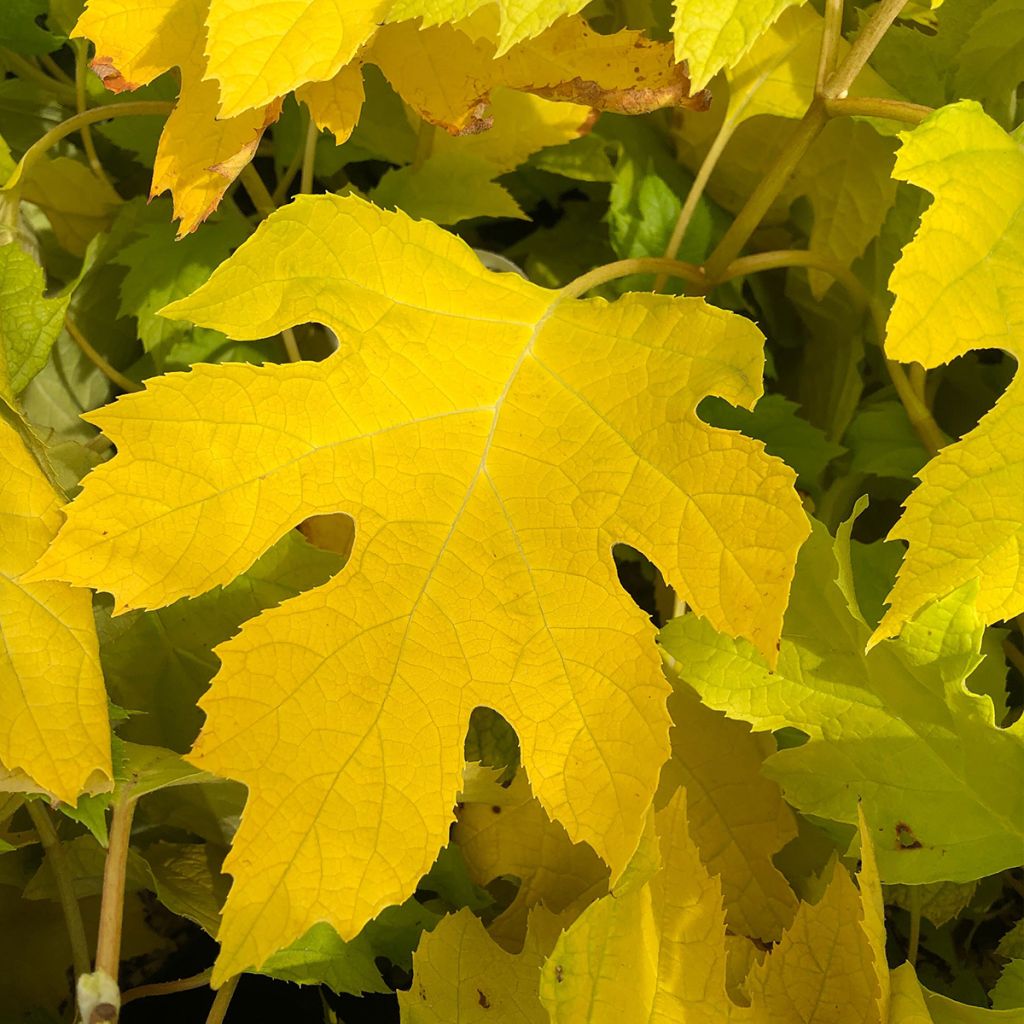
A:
[875,101,1024,640]
[0,417,111,804]
[75,0,277,235]
[659,684,798,944]
[454,766,609,950]
[32,194,806,980]
[540,787,886,1024]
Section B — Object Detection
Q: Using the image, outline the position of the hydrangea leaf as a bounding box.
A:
[0,243,71,403]
[0,416,111,804]
[876,101,1024,641]
[953,0,1024,123]
[398,907,548,1022]
[371,91,589,224]
[673,0,807,91]
[32,193,806,979]
[539,786,886,1023]
[661,517,1024,884]
[0,0,64,56]
[386,0,590,56]
[659,684,798,944]
[454,766,609,950]
[74,0,278,235]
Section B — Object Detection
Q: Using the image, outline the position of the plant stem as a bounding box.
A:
[25,801,91,983]
[816,0,845,92]
[909,363,927,406]
[887,360,945,455]
[65,318,142,393]
[411,118,435,172]
[40,53,74,85]
[273,127,307,204]
[0,49,77,104]
[823,0,908,100]
[703,101,830,281]
[281,327,302,361]
[121,968,213,1005]
[655,115,737,289]
[3,101,173,191]
[93,794,137,998]
[825,95,933,125]
[562,257,707,299]
[300,116,319,194]
[907,886,922,965]
[206,975,240,1024]
[238,164,276,220]
[74,40,115,193]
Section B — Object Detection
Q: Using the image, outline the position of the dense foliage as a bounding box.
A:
[1,1,1022,1021]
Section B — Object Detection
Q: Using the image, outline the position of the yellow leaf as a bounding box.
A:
[0,417,111,804]
[372,90,590,224]
[455,767,609,950]
[398,908,547,1022]
[875,101,1024,640]
[22,157,121,256]
[75,0,278,235]
[659,684,798,944]
[674,0,806,91]
[541,787,886,1024]
[386,0,591,56]
[33,194,806,979]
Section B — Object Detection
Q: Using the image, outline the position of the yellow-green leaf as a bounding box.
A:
[876,101,1024,640]
[32,194,806,980]
[0,416,111,804]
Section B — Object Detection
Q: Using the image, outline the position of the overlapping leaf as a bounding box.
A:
[0,416,111,803]
[32,194,806,979]
[661,517,1024,884]
[876,101,1024,640]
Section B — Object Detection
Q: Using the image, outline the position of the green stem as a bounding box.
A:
[121,968,213,1005]
[816,0,845,92]
[93,795,137,983]
[238,163,276,220]
[206,975,241,1024]
[300,116,319,194]
[561,257,707,299]
[826,95,933,125]
[823,0,908,100]
[907,886,922,966]
[0,49,77,104]
[281,327,302,361]
[887,360,945,456]
[703,100,830,282]
[40,53,74,84]
[25,801,91,983]
[656,115,738,289]
[411,118,435,172]
[74,40,115,193]
[3,101,173,191]
[65,318,142,394]
[272,124,307,204]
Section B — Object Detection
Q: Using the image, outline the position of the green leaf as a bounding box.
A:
[991,961,1024,1011]
[659,519,1024,885]
[0,1,63,56]
[97,530,344,752]
[844,398,930,480]
[954,0,1024,125]
[141,841,229,936]
[0,243,71,402]
[699,392,844,499]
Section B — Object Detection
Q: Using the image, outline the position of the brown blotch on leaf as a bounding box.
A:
[895,822,923,850]
[554,964,564,983]
[90,56,135,93]
[478,989,491,1009]
[491,805,501,814]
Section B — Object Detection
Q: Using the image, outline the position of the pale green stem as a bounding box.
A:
[74,40,115,193]
[907,886,922,965]
[65,318,142,394]
[909,363,927,406]
[238,163,276,220]
[823,0,908,100]
[205,975,241,1024]
[25,801,91,983]
[0,48,77,104]
[272,121,307,204]
[825,95,933,125]
[816,0,845,92]
[40,53,74,84]
[281,327,302,362]
[561,257,707,299]
[121,968,213,1005]
[93,796,137,983]
[300,116,319,194]
[3,101,173,191]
